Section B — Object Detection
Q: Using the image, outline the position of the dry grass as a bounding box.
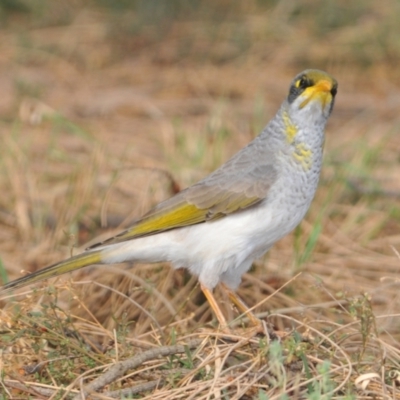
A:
[1,1,400,398]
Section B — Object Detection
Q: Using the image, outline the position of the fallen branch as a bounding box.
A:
[72,339,203,400]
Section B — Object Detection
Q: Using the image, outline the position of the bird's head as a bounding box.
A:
[288,69,338,120]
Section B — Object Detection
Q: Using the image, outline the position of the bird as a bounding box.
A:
[1,69,338,330]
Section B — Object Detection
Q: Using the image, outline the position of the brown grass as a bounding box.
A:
[1,1,400,398]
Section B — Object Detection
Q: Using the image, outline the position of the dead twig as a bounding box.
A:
[72,339,203,400]
[104,379,163,398]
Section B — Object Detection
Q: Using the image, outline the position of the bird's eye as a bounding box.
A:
[297,76,312,90]
[330,86,337,97]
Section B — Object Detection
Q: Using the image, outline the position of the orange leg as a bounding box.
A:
[221,283,262,327]
[200,284,228,329]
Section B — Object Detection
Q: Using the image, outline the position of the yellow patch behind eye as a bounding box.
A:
[282,111,298,144]
[293,142,313,170]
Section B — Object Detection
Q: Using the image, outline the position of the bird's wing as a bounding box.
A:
[89,139,277,248]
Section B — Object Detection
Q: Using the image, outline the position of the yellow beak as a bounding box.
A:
[300,79,333,109]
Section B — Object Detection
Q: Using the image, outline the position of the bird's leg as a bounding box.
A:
[220,283,262,327]
[200,284,228,329]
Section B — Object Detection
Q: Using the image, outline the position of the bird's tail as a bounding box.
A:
[1,250,102,293]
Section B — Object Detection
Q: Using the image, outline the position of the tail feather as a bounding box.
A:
[0,250,102,293]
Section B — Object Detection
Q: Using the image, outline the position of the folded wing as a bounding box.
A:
[89,139,277,248]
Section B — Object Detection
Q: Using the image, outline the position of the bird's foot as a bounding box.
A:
[198,319,285,342]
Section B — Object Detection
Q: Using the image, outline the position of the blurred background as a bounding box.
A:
[1,0,400,337]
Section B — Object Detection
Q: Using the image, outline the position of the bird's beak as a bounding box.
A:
[300,79,334,110]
